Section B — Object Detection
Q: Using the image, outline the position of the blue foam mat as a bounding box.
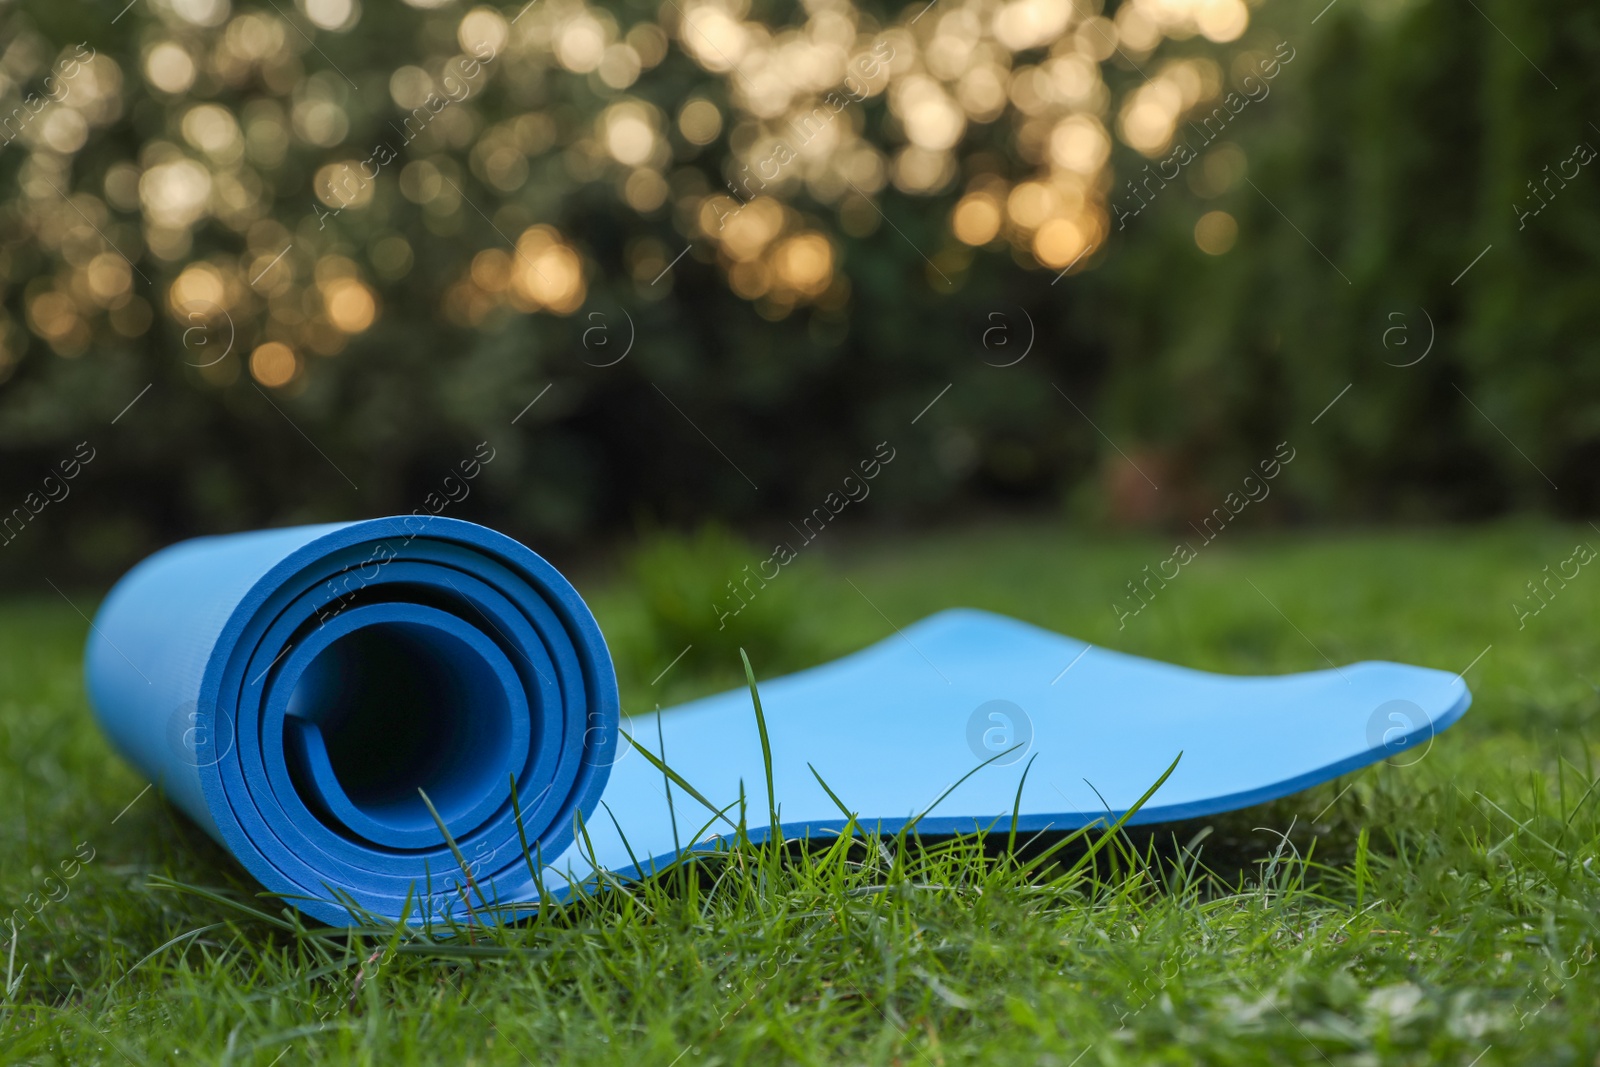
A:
[85,517,1471,926]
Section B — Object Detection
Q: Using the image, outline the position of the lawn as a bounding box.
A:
[2,519,1598,1065]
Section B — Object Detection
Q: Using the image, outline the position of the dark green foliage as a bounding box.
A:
[1092,0,1600,521]
[620,523,817,691]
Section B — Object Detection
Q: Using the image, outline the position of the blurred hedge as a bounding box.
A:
[1095,0,1600,524]
[0,0,1595,585]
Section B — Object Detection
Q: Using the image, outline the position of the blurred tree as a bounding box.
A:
[0,0,1593,583]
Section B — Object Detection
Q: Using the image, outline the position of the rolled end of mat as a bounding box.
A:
[84,516,618,926]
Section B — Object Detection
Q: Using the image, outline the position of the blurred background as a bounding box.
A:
[0,0,1595,595]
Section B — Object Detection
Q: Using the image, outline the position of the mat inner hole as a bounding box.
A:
[284,621,513,836]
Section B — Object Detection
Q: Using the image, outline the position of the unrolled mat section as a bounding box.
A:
[86,518,1473,927]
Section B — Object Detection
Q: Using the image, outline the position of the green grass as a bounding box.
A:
[3,519,1600,1065]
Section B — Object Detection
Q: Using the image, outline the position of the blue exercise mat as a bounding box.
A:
[85,517,1471,926]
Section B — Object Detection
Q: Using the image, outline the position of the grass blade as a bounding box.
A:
[739,648,780,849]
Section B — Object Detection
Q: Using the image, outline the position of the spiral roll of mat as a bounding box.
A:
[85,517,616,927]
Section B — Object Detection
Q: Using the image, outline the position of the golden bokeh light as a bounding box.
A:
[896,76,965,152]
[170,0,229,27]
[714,198,785,262]
[144,42,196,94]
[727,258,770,300]
[182,105,243,162]
[677,6,748,73]
[678,99,723,146]
[957,65,1008,121]
[471,249,512,292]
[1119,0,1249,46]
[1114,58,1221,158]
[389,66,433,110]
[1048,54,1099,104]
[601,102,659,167]
[509,227,586,314]
[11,0,1267,370]
[1006,181,1059,231]
[86,253,134,306]
[250,341,299,387]
[1049,115,1110,174]
[169,262,228,314]
[458,6,509,55]
[1116,4,1162,54]
[770,232,833,297]
[598,44,643,89]
[140,158,212,229]
[293,97,349,148]
[623,168,668,213]
[399,160,444,203]
[994,0,1075,52]
[1194,210,1238,254]
[27,292,81,343]
[1120,98,1174,156]
[1196,0,1249,43]
[303,0,360,32]
[224,12,288,64]
[952,192,1002,246]
[323,278,378,333]
[556,13,608,73]
[41,113,88,158]
[892,146,956,194]
[315,161,376,210]
[1033,217,1088,268]
[628,23,669,67]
